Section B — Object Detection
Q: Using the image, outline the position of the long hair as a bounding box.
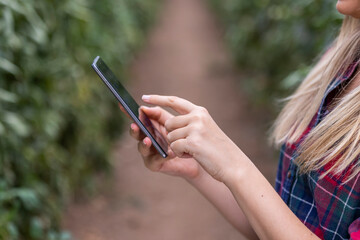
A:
[271,16,360,182]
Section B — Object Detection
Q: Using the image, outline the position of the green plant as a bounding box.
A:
[209,0,343,104]
[0,0,160,239]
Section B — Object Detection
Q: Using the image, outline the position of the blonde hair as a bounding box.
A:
[271,16,360,182]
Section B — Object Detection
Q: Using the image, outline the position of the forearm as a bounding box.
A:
[142,95,319,240]
[224,153,320,240]
[187,167,258,240]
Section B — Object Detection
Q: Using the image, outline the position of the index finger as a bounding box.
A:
[142,95,196,114]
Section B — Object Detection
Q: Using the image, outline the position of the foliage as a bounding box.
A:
[208,0,343,104]
[0,0,160,239]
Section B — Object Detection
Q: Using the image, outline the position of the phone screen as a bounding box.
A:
[92,56,168,158]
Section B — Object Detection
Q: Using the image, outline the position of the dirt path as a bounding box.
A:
[63,0,277,239]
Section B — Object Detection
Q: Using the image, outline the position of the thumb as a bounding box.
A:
[140,106,173,125]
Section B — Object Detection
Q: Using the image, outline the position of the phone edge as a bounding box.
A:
[92,57,168,158]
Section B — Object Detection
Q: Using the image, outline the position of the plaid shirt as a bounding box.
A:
[275,59,360,240]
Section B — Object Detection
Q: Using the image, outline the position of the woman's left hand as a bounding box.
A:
[142,94,248,183]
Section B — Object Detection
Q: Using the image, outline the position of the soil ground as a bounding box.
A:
[63,0,278,239]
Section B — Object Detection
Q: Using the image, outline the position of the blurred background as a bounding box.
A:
[0,0,342,239]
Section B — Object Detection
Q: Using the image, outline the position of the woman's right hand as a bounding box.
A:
[121,105,201,180]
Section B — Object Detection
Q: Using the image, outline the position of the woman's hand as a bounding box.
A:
[122,102,259,240]
[120,104,200,180]
[142,95,248,183]
[141,96,322,240]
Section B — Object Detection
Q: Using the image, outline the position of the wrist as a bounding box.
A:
[221,149,255,189]
[185,166,206,186]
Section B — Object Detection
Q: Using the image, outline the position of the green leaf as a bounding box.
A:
[30,218,43,239]
[281,66,310,89]
[0,88,18,103]
[0,57,20,75]
[3,112,30,137]
[6,223,19,239]
[0,122,5,135]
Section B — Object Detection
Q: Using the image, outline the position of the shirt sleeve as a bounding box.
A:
[349,218,360,240]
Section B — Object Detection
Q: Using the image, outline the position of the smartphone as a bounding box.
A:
[92,56,168,158]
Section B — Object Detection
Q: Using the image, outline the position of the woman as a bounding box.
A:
[125,1,360,239]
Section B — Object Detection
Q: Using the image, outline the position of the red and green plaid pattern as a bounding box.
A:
[275,59,360,240]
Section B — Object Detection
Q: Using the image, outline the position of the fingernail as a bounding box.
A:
[143,139,147,146]
[130,123,135,130]
[142,95,150,102]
